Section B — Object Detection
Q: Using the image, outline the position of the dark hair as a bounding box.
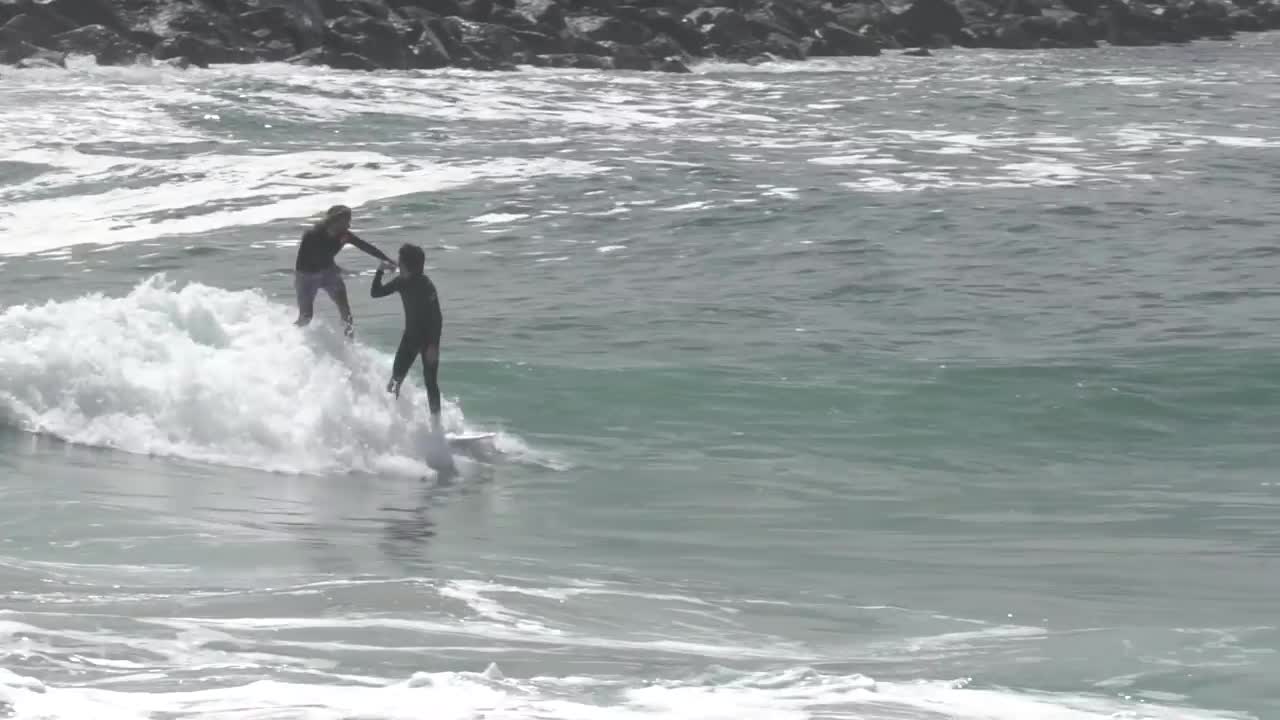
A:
[398,243,426,275]
[326,205,352,220]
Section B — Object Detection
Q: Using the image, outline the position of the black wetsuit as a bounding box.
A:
[372,269,444,414]
[296,225,387,273]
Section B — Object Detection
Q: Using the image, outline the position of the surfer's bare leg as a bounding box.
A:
[422,343,441,418]
[321,270,355,338]
[294,271,317,326]
[388,333,419,398]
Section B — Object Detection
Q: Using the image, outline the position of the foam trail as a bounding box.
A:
[0,664,1253,720]
[0,275,528,476]
[0,154,603,257]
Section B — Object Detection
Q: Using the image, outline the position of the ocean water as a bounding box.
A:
[1,37,1279,720]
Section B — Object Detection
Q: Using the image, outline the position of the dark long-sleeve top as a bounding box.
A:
[372,269,443,341]
[295,225,391,273]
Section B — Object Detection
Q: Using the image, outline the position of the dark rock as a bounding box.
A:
[0,0,1274,73]
[556,26,612,53]
[513,0,563,27]
[236,0,326,52]
[761,29,803,56]
[686,6,751,44]
[434,16,524,67]
[992,15,1038,46]
[1,25,43,63]
[1062,0,1101,12]
[510,26,564,52]
[33,0,123,32]
[600,39,653,66]
[327,14,412,67]
[456,0,493,20]
[1228,7,1265,27]
[1103,0,1193,45]
[284,43,324,61]
[3,11,70,44]
[686,6,766,57]
[640,31,688,58]
[286,43,378,67]
[813,20,880,54]
[634,7,703,53]
[238,7,299,48]
[1177,0,1236,36]
[834,1,890,34]
[490,5,534,26]
[893,0,966,46]
[567,14,653,43]
[537,50,613,67]
[411,22,451,65]
[323,0,393,19]
[52,23,146,64]
[329,48,378,67]
[0,0,22,25]
[154,31,252,64]
[393,0,460,15]
[755,0,813,38]
[1032,9,1098,45]
[137,3,242,54]
[744,8,798,40]
[1251,0,1280,27]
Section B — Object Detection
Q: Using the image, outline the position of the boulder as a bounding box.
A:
[411,22,452,65]
[153,31,255,64]
[3,11,71,44]
[326,14,413,67]
[566,14,653,43]
[32,0,124,32]
[286,43,379,67]
[52,23,146,64]
[892,0,967,46]
[514,0,564,27]
[510,26,566,52]
[634,6,704,53]
[235,0,327,51]
[434,16,525,67]
[599,39,654,66]
[1,25,44,63]
[537,50,613,67]
[813,20,881,54]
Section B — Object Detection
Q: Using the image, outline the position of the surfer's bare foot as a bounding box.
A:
[386,378,401,397]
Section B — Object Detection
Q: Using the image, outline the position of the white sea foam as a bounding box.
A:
[0,276,544,475]
[0,152,602,257]
[0,662,1253,720]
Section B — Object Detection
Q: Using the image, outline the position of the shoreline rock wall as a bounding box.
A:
[2,0,1279,73]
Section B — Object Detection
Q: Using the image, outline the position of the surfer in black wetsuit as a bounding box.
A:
[372,243,444,423]
[294,205,395,338]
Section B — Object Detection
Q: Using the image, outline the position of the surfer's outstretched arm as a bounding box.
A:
[347,232,395,266]
[371,264,400,298]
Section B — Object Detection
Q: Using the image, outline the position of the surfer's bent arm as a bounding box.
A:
[346,232,394,265]
[371,268,400,298]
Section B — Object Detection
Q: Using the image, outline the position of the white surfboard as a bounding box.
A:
[447,432,496,445]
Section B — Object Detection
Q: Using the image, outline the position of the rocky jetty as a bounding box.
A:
[1,0,1279,72]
